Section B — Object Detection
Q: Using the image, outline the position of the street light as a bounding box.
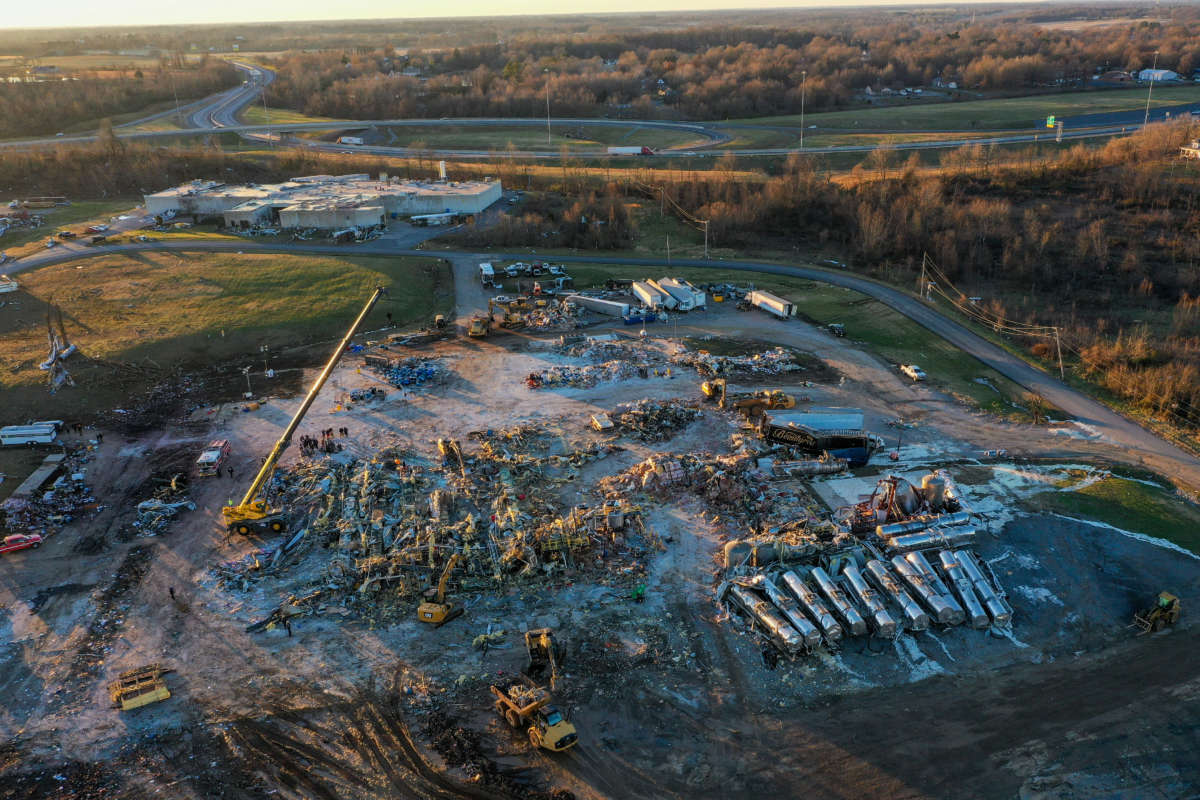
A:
[800,70,807,149]
[1143,50,1160,128]
[242,366,253,399]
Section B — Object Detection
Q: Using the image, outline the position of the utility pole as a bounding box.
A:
[262,87,272,147]
[1054,327,1065,380]
[544,68,552,146]
[703,221,709,260]
[800,70,807,150]
[660,186,665,218]
[666,233,670,264]
[1143,50,1159,128]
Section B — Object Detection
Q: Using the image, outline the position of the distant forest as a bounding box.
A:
[255,10,1200,121]
[0,59,239,138]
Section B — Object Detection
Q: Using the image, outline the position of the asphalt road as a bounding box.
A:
[11,238,1200,489]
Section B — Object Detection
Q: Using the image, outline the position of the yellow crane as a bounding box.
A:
[222,286,386,535]
[417,552,463,625]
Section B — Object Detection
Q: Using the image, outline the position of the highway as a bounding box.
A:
[10,238,1200,490]
[3,56,1193,160]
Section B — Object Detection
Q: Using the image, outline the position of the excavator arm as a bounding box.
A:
[223,286,386,534]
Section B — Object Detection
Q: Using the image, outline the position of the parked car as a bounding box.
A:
[57,230,76,239]
[504,264,523,278]
[85,224,109,234]
[900,364,927,381]
[548,265,565,277]
[1,533,43,556]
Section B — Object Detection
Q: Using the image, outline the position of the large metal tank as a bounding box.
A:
[841,564,897,638]
[937,551,989,629]
[727,584,807,655]
[865,560,930,631]
[890,555,962,625]
[780,570,843,643]
[811,567,868,636]
[954,549,1013,627]
[748,575,822,649]
[921,473,947,511]
[886,526,976,553]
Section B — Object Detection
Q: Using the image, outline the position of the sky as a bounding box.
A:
[7,0,980,29]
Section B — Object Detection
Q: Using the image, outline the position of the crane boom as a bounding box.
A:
[223,285,386,533]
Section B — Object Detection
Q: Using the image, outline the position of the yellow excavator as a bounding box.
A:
[523,627,565,691]
[417,552,463,625]
[222,286,386,536]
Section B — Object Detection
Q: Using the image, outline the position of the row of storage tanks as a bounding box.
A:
[724,548,1013,656]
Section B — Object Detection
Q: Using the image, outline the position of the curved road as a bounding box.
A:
[11,238,1200,489]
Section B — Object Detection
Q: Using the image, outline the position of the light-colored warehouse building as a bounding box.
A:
[143,173,502,230]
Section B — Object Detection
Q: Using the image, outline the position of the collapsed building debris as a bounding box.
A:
[364,355,448,389]
[609,399,700,442]
[1,447,98,537]
[671,346,801,378]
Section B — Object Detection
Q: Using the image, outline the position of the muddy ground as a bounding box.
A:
[2,300,1198,800]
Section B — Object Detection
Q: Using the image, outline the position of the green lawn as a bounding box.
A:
[239,105,344,126]
[723,85,1200,131]
[558,263,1036,417]
[1031,476,1200,553]
[0,251,453,422]
[0,199,142,254]
[357,123,708,152]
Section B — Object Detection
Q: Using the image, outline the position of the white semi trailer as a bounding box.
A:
[654,278,706,311]
[565,295,630,317]
[747,290,794,319]
[633,280,675,310]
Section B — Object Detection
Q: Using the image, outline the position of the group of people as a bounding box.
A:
[298,427,349,457]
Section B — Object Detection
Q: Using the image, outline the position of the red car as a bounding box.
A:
[0,534,43,555]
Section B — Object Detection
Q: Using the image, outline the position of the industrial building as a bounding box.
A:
[143,173,502,230]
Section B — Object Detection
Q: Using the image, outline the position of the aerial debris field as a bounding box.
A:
[1,265,1197,800]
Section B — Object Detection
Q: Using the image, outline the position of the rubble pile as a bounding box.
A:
[368,356,448,389]
[0,448,99,537]
[525,360,640,389]
[672,346,801,378]
[216,436,657,624]
[610,399,700,442]
[558,338,661,364]
[129,498,196,537]
[523,304,581,332]
[597,452,789,517]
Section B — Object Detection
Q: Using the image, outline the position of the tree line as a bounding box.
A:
[261,13,1200,121]
[0,60,239,138]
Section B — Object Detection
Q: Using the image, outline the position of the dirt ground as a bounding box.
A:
[2,283,1198,800]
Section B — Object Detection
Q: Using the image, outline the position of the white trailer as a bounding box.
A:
[747,290,794,319]
[655,277,706,311]
[565,294,630,317]
[1,422,60,446]
[337,136,364,146]
[0,274,17,294]
[633,280,675,310]
[479,262,495,285]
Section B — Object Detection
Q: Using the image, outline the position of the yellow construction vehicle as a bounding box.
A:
[417,552,463,625]
[467,313,490,338]
[489,683,579,751]
[523,627,566,691]
[1131,591,1181,634]
[732,389,797,419]
[109,664,172,711]
[437,438,467,479]
[222,286,385,535]
[701,377,727,407]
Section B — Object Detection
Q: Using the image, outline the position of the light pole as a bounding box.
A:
[800,70,807,149]
[544,68,551,146]
[242,366,253,399]
[1143,50,1159,128]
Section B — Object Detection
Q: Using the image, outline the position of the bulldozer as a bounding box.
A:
[523,627,566,691]
[1131,591,1181,634]
[417,553,463,626]
[489,682,578,752]
[701,377,728,406]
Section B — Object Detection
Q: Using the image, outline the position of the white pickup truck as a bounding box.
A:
[900,364,927,382]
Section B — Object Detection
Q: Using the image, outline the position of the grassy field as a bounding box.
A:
[0,448,48,502]
[239,106,344,127]
[723,85,1200,131]
[0,251,453,423]
[0,200,142,255]
[556,262,1037,417]
[1030,474,1200,553]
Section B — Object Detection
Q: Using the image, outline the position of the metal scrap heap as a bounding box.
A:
[609,399,700,442]
[671,346,801,378]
